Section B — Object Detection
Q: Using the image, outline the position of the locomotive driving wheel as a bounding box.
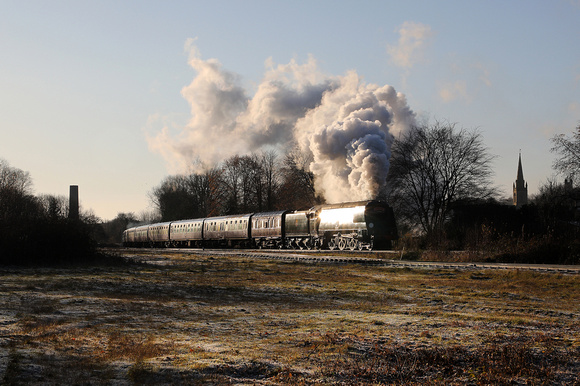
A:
[348,238,357,251]
[338,237,347,251]
[328,238,337,250]
[314,238,323,250]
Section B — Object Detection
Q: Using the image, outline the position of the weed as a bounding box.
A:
[101,332,173,362]
[127,360,157,384]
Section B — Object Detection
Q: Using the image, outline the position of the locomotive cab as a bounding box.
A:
[364,201,398,249]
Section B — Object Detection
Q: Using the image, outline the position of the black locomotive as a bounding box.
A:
[123,200,397,250]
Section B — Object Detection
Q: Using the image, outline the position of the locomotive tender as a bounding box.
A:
[122,200,397,251]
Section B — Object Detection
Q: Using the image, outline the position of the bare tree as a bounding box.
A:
[219,154,275,214]
[149,175,197,221]
[0,158,33,194]
[185,166,222,217]
[239,155,261,212]
[260,150,280,210]
[37,194,68,220]
[550,122,580,181]
[138,209,161,224]
[150,165,226,220]
[387,121,496,237]
[148,150,300,218]
[220,155,244,214]
[0,159,37,222]
[100,212,138,244]
[279,146,321,209]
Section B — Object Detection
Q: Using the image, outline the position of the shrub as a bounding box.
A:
[0,218,98,266]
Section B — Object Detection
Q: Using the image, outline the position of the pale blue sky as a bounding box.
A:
[1,0,579,220]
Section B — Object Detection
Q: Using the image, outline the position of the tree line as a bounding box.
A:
[0,159,100,265]
[52,147,324,249]
[2,120,579,265]
[148,149,322,222]
[385,121,580,264]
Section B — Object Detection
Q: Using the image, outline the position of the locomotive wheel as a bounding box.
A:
[338,237,347,251]
[348,238,357,251]
[314,238,323,250]
[328,238,337,250]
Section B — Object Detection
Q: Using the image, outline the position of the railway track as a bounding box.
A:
[116,248,580,274]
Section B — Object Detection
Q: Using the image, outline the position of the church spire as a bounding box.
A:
[513,151,528,208]
[517,151,524,182]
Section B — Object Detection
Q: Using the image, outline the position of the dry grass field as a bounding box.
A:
[0,250,578,385]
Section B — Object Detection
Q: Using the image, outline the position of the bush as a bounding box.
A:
[0,218,98,266]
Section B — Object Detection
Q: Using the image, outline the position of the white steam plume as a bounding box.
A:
[294,72,415,201]
[147,41,416,202]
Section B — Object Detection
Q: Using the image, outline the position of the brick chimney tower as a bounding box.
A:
[69,185,79,220]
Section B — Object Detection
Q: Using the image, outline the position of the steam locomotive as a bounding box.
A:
[122,200,397,251]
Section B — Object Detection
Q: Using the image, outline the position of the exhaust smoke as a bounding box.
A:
[147,41,416,202]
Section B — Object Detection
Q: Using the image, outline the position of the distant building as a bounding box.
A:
[69,185,79,220]
[513,153,528,208]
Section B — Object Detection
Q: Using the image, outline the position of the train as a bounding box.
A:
[122,200,397,251]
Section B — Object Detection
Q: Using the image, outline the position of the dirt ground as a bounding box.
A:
[0,250,578,385]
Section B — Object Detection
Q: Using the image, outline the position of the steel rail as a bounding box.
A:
[116,248,580,274]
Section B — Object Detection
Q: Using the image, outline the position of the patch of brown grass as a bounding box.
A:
[319,332,579,384]
[100,332,174,362]
[0,251,578,384]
